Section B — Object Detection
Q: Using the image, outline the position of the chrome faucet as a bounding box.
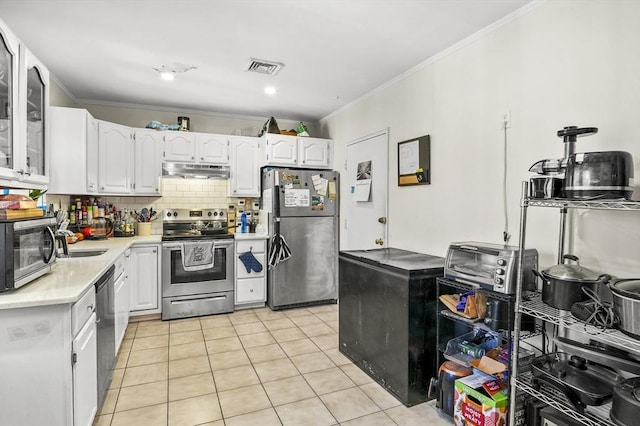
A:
[54,234,69,256]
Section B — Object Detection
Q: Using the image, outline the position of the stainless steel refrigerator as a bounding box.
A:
[262,167,339,310]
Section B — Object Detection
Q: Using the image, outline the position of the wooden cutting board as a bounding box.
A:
[0,208,44,219]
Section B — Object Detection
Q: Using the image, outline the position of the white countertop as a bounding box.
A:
[0,235,162,311]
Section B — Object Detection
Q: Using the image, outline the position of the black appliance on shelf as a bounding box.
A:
[338,247,444,406]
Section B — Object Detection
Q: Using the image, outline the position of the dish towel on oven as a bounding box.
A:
[182,241,215,271]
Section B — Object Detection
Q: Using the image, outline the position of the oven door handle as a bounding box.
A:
[163,243,184,250]
[170,295,228,304]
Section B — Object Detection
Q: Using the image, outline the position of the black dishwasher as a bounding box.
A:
[95,265,116,408]
[338,248,444,406]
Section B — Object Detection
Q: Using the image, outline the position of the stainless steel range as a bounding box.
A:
[161,209,234,320]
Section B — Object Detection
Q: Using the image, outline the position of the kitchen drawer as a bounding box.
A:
[71,286,96,337]
[236,277,266,304]
[236,239,265,254]
[236,252,266,279]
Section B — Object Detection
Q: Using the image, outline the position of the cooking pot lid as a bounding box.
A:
[611,279,640,299]
[543,262,603,282]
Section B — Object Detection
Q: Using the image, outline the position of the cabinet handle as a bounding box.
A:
[25,170,32,176]
[152,249,157,253]
[191,156,195,160]
[87,304,94,311]
[101,186,105,190]
[201,157,204,160]
[16,169,24,175]
[250,289,254,293]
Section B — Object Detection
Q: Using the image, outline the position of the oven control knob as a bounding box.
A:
[212,211,217,216]
[166,212,172,217]
[494,277,503,285]
[497,258,507,266]
[173,212,178,217]
[208,211,213,217]
[496,268,505,275]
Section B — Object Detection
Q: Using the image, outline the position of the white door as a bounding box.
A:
[164,132,196,162]
[344,130,388,250]
[265,134,297,166]
[229,137,261,197]
[130,245,159,312]
[196,133,228,164]
[97,120,132,193]
[299,137,331,169]
[72,312,98,426]
[133,129,162,194]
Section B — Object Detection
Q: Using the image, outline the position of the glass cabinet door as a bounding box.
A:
[0,25,18,174]
[25,65,45,176]
[20,46,48,184]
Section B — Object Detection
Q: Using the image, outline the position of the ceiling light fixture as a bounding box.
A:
[154,63,198,81]
[264,86,277,95]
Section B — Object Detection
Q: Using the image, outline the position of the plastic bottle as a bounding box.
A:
[86,205,93,225]
[240,212,248,233]
[69,205,76,225]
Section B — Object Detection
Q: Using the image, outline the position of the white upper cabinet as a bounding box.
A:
[0,19,50,188]
[263,134,333,170]
[196,132,228,164]
[133,129,162,195]
[164,131,229,165]
[97,120,133,194]
[19,46,49,185]
[299,137,331,169]
[229,136,261,197]
[163,132,196,162]
[48,107,99,194]
[264,134,297,166]
[0,21,19,182]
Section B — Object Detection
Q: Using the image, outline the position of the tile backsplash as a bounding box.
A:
[47,178,249,235]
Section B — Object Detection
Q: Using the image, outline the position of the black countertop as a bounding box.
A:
[339,247,444,273]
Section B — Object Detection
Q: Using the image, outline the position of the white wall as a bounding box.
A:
[321,0,640,277]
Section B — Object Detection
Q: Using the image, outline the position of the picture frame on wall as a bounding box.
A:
[398,135,430,186]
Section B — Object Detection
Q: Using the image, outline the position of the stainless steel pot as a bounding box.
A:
[610,279,640,339]
[611,377,640,426]
[533,254,611,310]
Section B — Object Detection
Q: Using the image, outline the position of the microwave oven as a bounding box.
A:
[0,217,57,292]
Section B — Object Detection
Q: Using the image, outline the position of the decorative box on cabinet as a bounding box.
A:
[234,237,267,309]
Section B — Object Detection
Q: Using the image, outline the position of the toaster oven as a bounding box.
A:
[444,241,538,294]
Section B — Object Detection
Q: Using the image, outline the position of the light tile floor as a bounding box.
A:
[94,304,452,426]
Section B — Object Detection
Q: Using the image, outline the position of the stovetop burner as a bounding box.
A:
[161,208,233,241]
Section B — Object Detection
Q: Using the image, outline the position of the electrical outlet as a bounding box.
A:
[501,110,511,129]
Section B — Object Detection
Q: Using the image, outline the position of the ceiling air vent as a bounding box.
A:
[246,58,284,76]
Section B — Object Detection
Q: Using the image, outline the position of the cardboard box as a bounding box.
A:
[454,372,508,426]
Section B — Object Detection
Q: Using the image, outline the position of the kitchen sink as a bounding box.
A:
[58,249,109,259]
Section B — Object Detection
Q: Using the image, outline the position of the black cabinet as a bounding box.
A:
[338,248,444,406]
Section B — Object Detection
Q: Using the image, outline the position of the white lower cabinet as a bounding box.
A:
[130,244,161,314]
[114,249,131,352]
[72,312,98,426]
[0,288,97,426]
[235,237,267,309]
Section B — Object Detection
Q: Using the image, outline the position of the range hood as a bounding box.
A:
[162,162,230,179]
